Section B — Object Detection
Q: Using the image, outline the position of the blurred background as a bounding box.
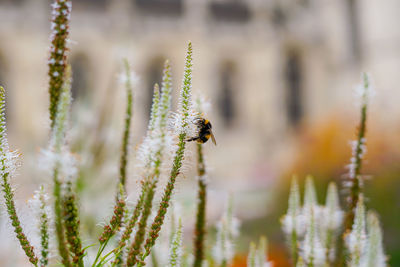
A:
[1,0,400,266]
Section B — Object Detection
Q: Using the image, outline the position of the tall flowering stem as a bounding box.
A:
[48,0,72,128]
[29,186,51,267]
[63,181,84,266]
[345,195,366,266]
[322,182,343,263]
[96,60,134,266]
[344,73,370,231]
[168,219,183,267]
[126,84,161,266]
[213,196,240,267]
[137,42,194,266]
[247,236,272,267]
[127,180,158,266]
[126,60,174,266]
[0,87,39,266]
[112,187,146,266]
[193,98,208,267]
[92,185,126,266]
[248,242,257,267]
[119,59,134,189]
[281,177,302,264]
[52,67,73,267]
[362,212,386,266]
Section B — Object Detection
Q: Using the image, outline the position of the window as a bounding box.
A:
[217,61,236,127]
[345,0,361,62]
[135,0,183,16]
[70,53,90,103]
[284,51,303,127]
[0,0,24,5]
[71,0,108,10]
[209,1,251,23]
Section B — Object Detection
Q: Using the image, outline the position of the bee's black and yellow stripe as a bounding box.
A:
[187,118,213,144]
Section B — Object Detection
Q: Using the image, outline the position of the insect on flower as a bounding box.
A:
[186,118,217,145]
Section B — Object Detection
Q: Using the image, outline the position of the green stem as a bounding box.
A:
[119,59,133,189]
[126,179,157,266]
[345,74,369,231]
[53,169,71,267]
[39,188,50,267]
[1,170,39,266]
[193,144,207,267]
[63,181,84,267]
[138,133,187,266]
[291,230,298,265]
[111,184,147,266]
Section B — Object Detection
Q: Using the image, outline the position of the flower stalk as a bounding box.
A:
[48,0,72,128]
[52,66,73,267]
[281,177,302,264]
[111,186,146,266]
[193,97,208,267]
[127,60,174,266]
[29,186,51,267]
[126,84,162,266]
[362,212,386,266]
[137,42,194,267]
[346,195,367,266]
[213,195,240,267]
[168,219,183,267]
[344,73,370,231]
[119,59,134,189]
[63,181,84,266]
[0,87,38,266]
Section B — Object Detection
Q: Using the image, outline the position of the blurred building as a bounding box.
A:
[0,0,399,186]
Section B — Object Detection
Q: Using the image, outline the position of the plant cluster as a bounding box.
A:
[0,1,389,267]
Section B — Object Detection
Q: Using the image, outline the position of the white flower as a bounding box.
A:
[301,207,326,266]
[247,237,273,267]
[360,212,387,267]
[65,1,72,11]
[118,67,139,87]
[346,195,367,266]
[51,1,60,10]
[38,147,78,182]
[0,149,20,178]
[28,186,51,228]
[213,196,240,266]
[320,183,343,231]
[281,177,306,237]
[170,109,199,138]
[168,219,183,267]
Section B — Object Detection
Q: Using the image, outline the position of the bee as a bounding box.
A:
[186,118,217,145]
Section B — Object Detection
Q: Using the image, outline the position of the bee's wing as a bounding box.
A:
[210,130,217,145]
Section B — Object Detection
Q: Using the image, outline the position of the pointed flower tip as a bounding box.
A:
[154,83,160,92]
[354,72,375,106]
[304,175,317,207]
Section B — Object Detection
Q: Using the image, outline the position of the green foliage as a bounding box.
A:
[0,2,391,266]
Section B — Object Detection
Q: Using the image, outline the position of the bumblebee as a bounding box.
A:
[186,118,217,145]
